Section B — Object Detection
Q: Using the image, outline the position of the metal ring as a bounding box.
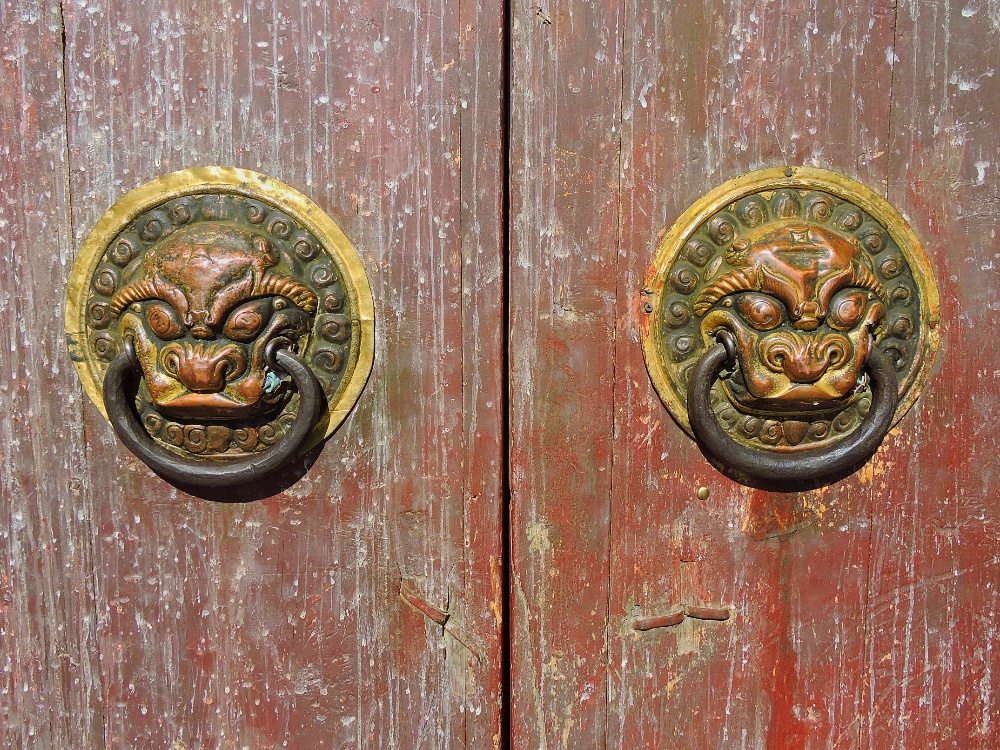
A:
[716,329,738,368]
[687,340,898,482]
[103,338,324,488]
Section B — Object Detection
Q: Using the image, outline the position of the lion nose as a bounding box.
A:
[160,342,248,393]
[760,333,853,384]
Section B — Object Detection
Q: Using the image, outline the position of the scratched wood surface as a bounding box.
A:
[6,0,1000,747]
[611,1,897,748]
[507,0,622,747]
[510,1,1000,749]
[0,2,105,747]
[865,1,1000,746]
[3,0,504,747]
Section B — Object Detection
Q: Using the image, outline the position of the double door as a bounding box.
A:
[3,0,998,747]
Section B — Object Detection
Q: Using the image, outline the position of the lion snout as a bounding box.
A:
[759,332,854,384]
[159,341,248,394]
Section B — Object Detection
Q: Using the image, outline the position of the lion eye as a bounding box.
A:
[223,299,272,342]
[146,302,184,340]
[736,294,784,331]
[828,291,867,331]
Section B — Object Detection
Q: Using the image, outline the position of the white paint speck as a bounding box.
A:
[638,82,653,109]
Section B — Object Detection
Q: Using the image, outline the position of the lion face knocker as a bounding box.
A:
[696,220,887,414]
[112,222,317,420]
[66,168,375,488]
[642,168,940,483]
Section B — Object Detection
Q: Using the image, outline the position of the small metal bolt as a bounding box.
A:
[643,302,654,313]
[697,486,710,500]
[784,167,794,177]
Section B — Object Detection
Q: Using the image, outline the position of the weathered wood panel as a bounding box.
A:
[0,2,104,747]
[508,1,623,747]
[610,2,898,748]
[864,2,1000,746]
[59,0,503,747]
[509,0,1000,747]
[456,0,507,745]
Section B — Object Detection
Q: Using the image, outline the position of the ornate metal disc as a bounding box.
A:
[642,167,940,453]
[66,167,375,461]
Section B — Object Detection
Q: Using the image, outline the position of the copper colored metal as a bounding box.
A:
[103,337,323,488]
[633,611,686,631]
[687,337,898,482]
[641,168,941,484]
[685,606,731,622]
[65,168,376,484]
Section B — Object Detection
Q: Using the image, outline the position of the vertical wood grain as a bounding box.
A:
[6,0,998,745]
[457,0,507,746]
[0,1,104,746]
[609,2,899,748]
[59,0,503,746]
[864,2,1000,746]
[507,0,624,747]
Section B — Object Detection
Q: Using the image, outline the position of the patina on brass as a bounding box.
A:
[642,167,940,460]
[66,167,375,465]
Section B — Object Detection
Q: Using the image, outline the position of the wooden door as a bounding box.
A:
[4,0,999,748]
[2,0,504,747]
[509,0,1000,748]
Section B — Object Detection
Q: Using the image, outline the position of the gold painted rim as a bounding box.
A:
[65,166,375,454]
[641,166,942,436]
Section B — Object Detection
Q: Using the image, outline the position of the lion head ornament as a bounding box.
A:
[696,220,887,414]
[110,222,318,420]
[642,169,940,470]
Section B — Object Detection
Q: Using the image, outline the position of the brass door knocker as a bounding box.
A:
[642,167,940,483]
[66,168,375,487]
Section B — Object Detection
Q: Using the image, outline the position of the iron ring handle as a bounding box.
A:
[687,332,899,482]
[103,337,324,488]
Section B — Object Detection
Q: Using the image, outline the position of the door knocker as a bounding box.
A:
[641,167,940,483]
[66,167,375,487]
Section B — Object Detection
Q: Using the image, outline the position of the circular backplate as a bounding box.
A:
[641,167,940,453]
[66,167,375,459]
